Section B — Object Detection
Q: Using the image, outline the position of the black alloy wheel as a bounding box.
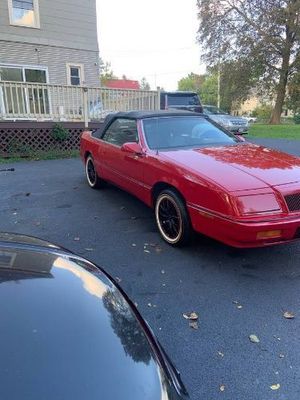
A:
[155,189,192,246]
[85,155,103,189]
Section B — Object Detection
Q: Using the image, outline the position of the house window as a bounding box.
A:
[0,66,47,84]
[67,64,84,86]
[8,0,40,28]
[0,65,49,116]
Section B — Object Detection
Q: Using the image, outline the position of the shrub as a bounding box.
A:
[7,138,32,155]
[252,104,273,120]
[294,114,300,124]
[51,123,69,141]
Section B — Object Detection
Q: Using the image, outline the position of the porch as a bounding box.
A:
[0,82,160,158]
[0,81,160,125]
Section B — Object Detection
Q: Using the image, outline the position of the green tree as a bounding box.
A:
[99,58,116,86]
[197,0,300,124]
[178,60,259,112]
[287,72,300,113]
[177,72,218,105]
[178,73,205,92]
[140,77,151,90]
[200,72,218,106]
[220,59,262,111]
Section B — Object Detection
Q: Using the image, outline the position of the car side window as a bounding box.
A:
[102,119,138,146]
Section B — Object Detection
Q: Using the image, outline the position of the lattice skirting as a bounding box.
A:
[0,122,100,157]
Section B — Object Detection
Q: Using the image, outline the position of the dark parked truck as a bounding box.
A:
[160,91,203,113]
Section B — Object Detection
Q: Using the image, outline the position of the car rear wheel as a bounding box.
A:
[85,155,103,189]
[155,189,192,246]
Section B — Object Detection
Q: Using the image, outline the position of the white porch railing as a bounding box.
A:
[0,81,160,126]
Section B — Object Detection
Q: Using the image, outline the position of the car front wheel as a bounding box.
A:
[155,189,192,246]
[85,155,103,189]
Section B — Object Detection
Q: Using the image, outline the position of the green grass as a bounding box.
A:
[249,124,300,140]
[0,150,79,164]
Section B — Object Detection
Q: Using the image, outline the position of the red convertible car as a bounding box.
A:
[80,111,300,248]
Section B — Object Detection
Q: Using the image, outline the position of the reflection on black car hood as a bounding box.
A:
[0,234,186,400]
[0,232,60,248]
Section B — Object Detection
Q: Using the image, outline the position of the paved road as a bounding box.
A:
[1,139,300,400]
[248,137,300,157]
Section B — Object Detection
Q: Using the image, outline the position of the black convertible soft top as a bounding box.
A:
[94,109,207,136]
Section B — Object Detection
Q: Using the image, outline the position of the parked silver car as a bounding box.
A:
[203,105,248,134]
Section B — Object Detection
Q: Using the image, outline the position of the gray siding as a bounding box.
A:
[0,0,99,51]
[0,41,100,86]
[0,0,100,86]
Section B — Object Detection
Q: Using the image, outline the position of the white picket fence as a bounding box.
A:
[0,81,160,126]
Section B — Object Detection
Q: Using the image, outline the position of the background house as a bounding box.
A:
[0,2,158,157]
[104,79,140,90]
[0,0,100,87]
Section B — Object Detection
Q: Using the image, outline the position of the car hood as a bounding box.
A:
[160,143,300,191]
[0,236,185,400]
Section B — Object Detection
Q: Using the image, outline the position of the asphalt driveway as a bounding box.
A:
[1,138,300,400]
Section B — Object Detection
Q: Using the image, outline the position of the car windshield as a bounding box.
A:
[167,94,200,106]
[203,106,228,115]
[142,116,238,150]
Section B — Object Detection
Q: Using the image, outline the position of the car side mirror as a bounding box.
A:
[121,142,143,154]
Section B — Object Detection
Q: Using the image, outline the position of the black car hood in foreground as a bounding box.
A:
[0,233,188,400]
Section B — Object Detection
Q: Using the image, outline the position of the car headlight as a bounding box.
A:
[236,194,281,215]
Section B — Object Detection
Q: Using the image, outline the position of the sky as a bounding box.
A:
[96,0,206,90]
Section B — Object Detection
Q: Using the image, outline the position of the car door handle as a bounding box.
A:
[133,152,145,159]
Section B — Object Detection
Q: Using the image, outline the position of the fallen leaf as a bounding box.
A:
[217,351,224,358]
[233,300,243,309]
[219,384,225,392]
[144,249,150,254]
[283,311,295,319]
[183,312,198,320]
[249,334,260,343]
[189,321,198,329]
[270,384,280,391]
